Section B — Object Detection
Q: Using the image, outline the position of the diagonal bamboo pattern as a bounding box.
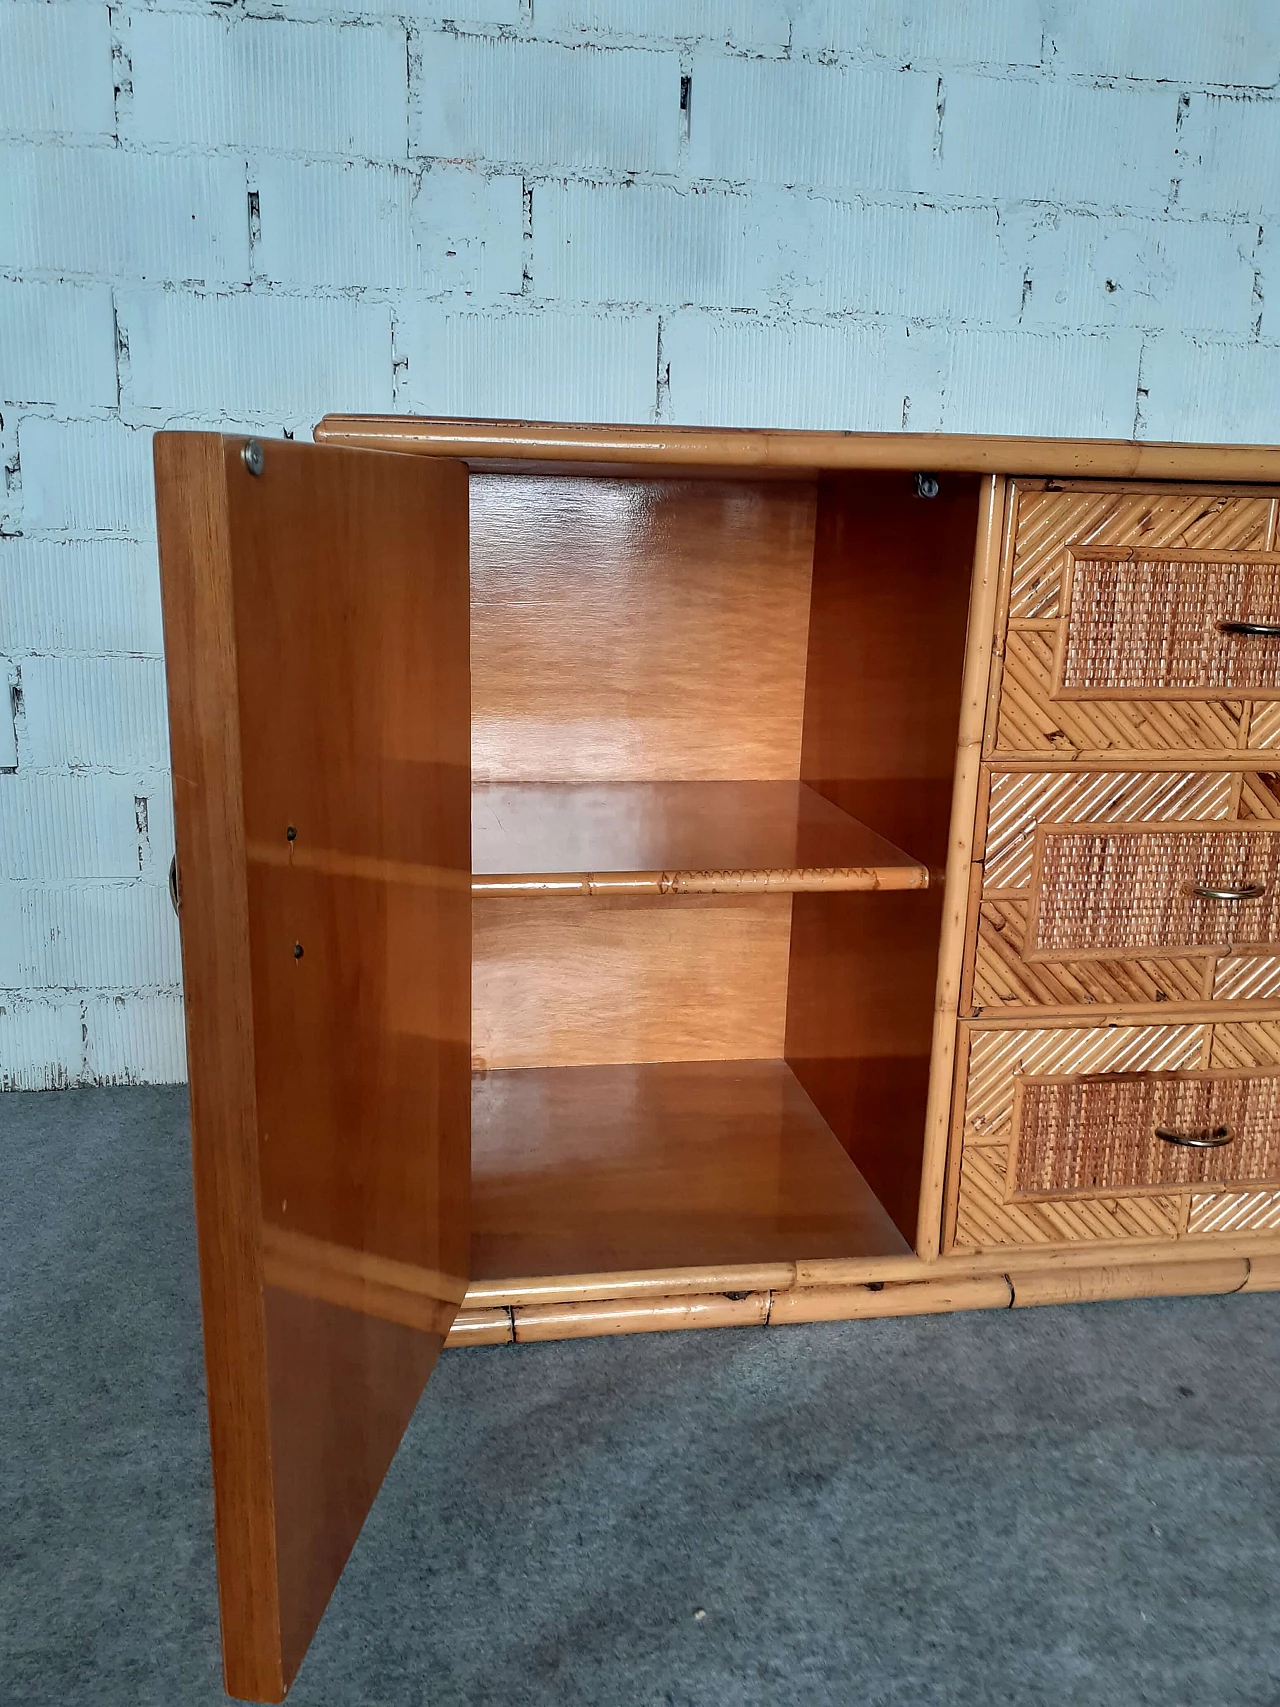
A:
[1188,1189,1280,1235]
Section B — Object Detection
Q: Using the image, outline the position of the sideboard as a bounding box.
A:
[154,419,1280,1700]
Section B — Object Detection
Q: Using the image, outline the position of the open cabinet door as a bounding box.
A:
[155,435,471,1702]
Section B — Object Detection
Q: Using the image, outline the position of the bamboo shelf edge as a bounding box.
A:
[447,1253,1280,1345]
[473,865,928,897]
[314,416,1280,483]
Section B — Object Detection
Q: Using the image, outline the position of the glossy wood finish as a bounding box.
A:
[316,415,1280,484]
[470,1060,912,1279]
[785,473,984,1244]
[469,474,815,781]
[471,780,927,895]
[155,433,471,1702]
[472,893,793,1069]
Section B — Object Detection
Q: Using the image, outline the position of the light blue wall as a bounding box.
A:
[2,0,1280,1083]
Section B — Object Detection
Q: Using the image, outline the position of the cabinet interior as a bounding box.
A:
[466,467,983,1279]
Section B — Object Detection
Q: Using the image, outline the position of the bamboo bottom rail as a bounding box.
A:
[445,1255,1276,1346]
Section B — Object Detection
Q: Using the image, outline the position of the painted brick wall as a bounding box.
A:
[2,0,1280,1086]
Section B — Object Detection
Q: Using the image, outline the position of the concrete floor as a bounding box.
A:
[4,1084,1280,1706]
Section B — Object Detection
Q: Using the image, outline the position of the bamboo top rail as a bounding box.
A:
[315,415,1280,484]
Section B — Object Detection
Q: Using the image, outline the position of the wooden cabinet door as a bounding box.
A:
[155,435,471,1703]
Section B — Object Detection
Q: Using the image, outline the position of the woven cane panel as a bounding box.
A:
[1060,552,1280,696]
[1213,956,1280,1001]
[995,628,1246,758]
[970,900,1208,1014]
[963,1024,1206,1140]
[1007,489,1273,621]
[1012,1070,1280,1198]
[953,1143,1181,1249]
[1030,826,1280,957]
[983,771,1232,892]
[1187,1189,1280,1235]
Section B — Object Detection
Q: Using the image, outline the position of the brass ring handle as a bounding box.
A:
[1156,1124,1233,1148]
[1189,881,1266,901]
[1218,620,1280,637]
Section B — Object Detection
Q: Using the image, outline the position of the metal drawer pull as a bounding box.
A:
[1156,1123,1233,1149]
[1188,881,1266,901]
[1218,620,1280,636]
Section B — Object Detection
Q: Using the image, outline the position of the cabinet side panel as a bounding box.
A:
[788,473,984,1244]
[154,433,284,1703]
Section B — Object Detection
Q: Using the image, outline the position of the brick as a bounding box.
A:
[1018,210,1258,334]
[0,282,118,409]
[1139,335,1280,443]
[943,327,1143,437]
[688,53,937,193]
[4,881,181,989]
[937,74,1178,208]
[118,290,394,427]
[126,11,408,158]
[536,0,791,50]
[0,994,82,1090]
[793,0,1043,67]
[535,180,768,309]
[0,539,164,656]
[0,773,146,880]
[84,991,187,1083]
[1046,1,1280,87]
[1176,93,1280,217]
[252,158,415,288]
[0,145,250,282]
[663,312,948,431]
[401,305,657,422]
[16,418,154,535]
[21,656,169,769]
[0,2,114,140]
[415,34,680,174]
[414,165,524,297]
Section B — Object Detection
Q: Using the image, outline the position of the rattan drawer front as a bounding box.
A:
[1028,823,1280,958]
[1059,552,1280,697]
[1011,1069,1280,1198]
[993,484,1280,758]
[949,1020,1280,1250]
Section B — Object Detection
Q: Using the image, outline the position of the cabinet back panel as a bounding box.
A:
[470,474,817,781]
[472,894,791,1069]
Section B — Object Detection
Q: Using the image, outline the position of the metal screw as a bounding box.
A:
[914,472,940,499]
[293,942,304,960]
[286,825,297,841]
[242,438,265,477]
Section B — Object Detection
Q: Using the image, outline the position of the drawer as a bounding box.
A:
[991,482,1280,759]
[946,1020,1280,1252]
[966,770,1280,1014]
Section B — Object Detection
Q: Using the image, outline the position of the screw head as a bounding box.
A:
[286,825,297,842]
[293,942,304,960]
[914,471,940,499]
[242,438,265,477]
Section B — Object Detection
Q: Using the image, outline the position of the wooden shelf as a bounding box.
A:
[471,780,928,897]
[470,1059,913,1279]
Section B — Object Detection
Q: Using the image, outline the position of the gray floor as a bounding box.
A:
[3,1090,1280,1707]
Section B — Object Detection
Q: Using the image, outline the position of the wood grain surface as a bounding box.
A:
[471,892,793,1069]
[470,1059,911,1278]
[471,780,926,894]
[469,474,815,781]
[156,433,471,1700]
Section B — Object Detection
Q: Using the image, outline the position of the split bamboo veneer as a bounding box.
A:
[155,419,1280,1702]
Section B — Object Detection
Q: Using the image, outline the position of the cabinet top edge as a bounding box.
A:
[313,415,1280,483]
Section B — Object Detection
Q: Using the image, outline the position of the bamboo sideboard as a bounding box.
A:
[154,420,1280,1701]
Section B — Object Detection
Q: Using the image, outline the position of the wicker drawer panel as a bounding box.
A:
[1028,824,1280,958]
[1012,1069,1280,1198]
[948,1020,1280,1251]
[993,484,1279,759]
[1059,552,1280,697]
